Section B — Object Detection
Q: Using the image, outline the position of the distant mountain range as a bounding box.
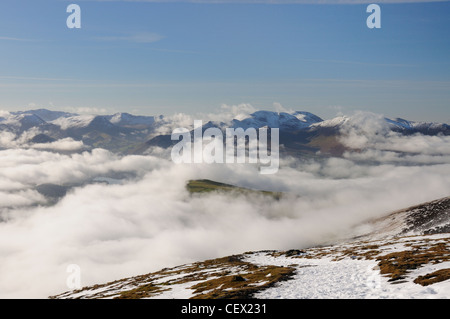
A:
[1,109,449,156]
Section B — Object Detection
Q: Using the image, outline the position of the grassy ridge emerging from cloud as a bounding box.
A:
[186,179,283,200]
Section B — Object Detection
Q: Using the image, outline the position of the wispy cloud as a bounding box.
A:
[298,58,416,68]
[0,76,83,82]
[0,36,39,42]
[149,48,199,54]
[96,32,165,44]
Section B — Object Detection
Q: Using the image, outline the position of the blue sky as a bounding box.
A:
[0,0,449,122]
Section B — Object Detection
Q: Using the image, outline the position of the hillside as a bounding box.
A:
[50,193,450,299]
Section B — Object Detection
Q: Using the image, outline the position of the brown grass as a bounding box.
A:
[191,265,295,299]
[106,255,296,299]
[376,242,450,282]
[116,284,170,299]
[414,269,450,286]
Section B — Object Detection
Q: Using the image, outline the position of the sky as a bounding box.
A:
[0,0,449,122]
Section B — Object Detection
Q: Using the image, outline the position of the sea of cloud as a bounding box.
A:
[0,109,449,298]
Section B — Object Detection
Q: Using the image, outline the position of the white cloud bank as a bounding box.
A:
[336,111,450,165]
[0,110,449,298]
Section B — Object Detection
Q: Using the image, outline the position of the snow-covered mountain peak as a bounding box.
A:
[50,114,96,130]
[291,111,324,124]
[107,112,155,128]
[231,110,324,131]
[386,117,450,133]
[0,112,47,130]
[311,115,350,129]
[18,109,75,122]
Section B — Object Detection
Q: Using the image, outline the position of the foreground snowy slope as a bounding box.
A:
[51,195,450,299]
[248,234,450,299]
[51,234,449,299]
